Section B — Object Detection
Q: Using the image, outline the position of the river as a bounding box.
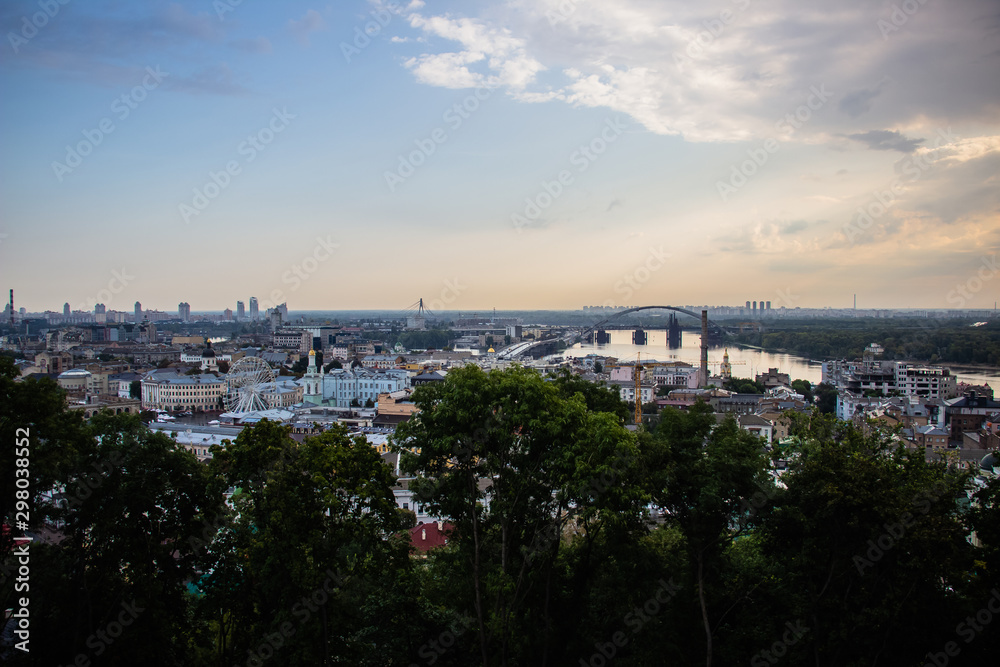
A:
[564,329,999,388]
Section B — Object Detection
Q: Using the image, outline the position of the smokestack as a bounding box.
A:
[700,309,709,388]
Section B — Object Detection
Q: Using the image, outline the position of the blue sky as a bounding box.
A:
[1,0,998,313]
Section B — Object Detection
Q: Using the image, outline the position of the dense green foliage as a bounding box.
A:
[734,318,1000,364]
[2,359,999,665]
[723,378,764,394]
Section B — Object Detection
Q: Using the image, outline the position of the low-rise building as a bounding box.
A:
[756,368,791,389]
[322,368,408,408]
[738,414,774,442]
[141,370,226,412]
[362,354,404,369]
[944,391,1000,443]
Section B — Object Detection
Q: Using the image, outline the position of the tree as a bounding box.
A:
[0,356,92,562]
[364,397,375,409]
[393,365,648,665]
[325,359,342,371]
[594,360,603,374]
[723,378,763,394]
[752,413,976,666]
[129,379,141,399]
[27,412,225,665]
[644,402,773,666]
[814,383,838,414]
[156,358,172,369]
[202,421,417,664]
[791,378,813,403]
[218,360,230,373]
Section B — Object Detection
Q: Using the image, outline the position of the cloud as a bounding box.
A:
[847,130,924,153]
[386,0,1000,144]
[402,12,546,92]
[288,9,327,46]
[838,77,890,118]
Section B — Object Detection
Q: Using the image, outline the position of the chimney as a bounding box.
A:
[700,310,709,387]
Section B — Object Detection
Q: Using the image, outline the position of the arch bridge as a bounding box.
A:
[578,306,727,341]
[498,306,729,360]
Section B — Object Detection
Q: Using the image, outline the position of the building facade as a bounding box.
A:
[141,371,226,412]
[321,368,407,408]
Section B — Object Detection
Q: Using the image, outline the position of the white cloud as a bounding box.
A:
[391,0,1000,144]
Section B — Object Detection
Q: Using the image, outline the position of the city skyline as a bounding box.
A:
[1,0,998,310]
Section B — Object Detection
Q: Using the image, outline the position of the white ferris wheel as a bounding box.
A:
[224,356,275,413]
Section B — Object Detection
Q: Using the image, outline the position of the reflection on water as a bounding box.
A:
[566,329,999,387]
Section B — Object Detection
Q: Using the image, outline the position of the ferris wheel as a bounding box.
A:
[224,356,275,413]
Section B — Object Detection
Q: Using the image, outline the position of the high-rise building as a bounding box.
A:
[765,301,771,311]
[236,300,245,321]
[134,301,142,322]
[94,303,106,315]
[63,302,70,316]
[249,297,259,321]
[223,308,233,320]
[745,300,751,311]
[178,302,191,321]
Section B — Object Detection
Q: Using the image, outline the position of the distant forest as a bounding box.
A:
[733,319,1000,366]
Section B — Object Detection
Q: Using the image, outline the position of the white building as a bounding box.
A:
[894,363,958,399]
[302,349,324,404]
[322,368,407,408]
[612,381,655,405]
[141,370,226,412]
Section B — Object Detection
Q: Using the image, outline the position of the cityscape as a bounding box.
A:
[2,0,1000,665]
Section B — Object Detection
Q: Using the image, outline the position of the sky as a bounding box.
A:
[1,0,998,313]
